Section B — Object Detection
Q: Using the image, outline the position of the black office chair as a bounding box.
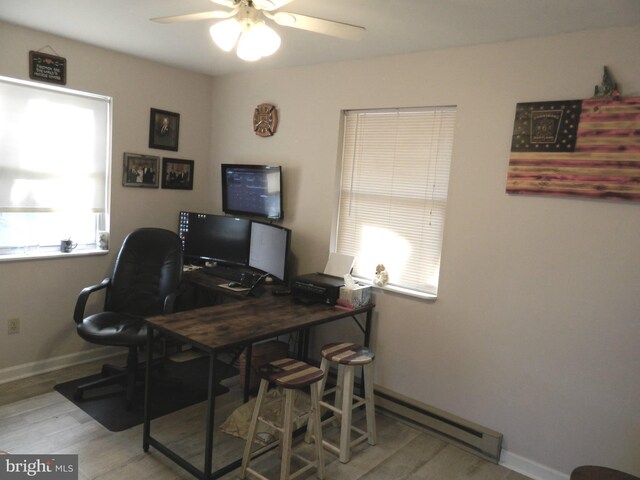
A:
[73,228,183,408]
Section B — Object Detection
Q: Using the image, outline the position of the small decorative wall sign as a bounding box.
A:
[29,50,66,85]
[161,157,194,190]
[149,108,180,151]
[253,103,278,137]
[506,95,640,202]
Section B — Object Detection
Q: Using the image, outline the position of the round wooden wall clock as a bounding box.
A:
[253,103,278,137]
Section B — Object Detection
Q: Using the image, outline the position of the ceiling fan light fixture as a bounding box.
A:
[209,18,242,52]
[251,23,281,56]
[236,22,281,61]
[236,34,262,61]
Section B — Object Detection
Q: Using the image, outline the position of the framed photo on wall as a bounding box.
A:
[123,152,160,188]
[162,157,194,190]
[149,108,180,151]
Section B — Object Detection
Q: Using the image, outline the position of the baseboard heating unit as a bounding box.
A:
[374,385,503,463]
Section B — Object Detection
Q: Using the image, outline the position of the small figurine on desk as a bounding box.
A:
[373,264,389,287]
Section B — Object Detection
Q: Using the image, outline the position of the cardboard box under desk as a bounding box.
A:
[239,340,289,391]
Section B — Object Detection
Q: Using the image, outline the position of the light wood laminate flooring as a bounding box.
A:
[0,358,531,480]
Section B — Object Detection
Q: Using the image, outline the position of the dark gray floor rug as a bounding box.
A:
[54,356,237,432]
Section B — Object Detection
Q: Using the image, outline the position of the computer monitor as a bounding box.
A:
[248,221,291,282]
[179,211,251,266]
[221,164,283,220]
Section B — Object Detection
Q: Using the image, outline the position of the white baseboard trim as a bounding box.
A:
[500,450,569,480]
[0,347,122,385]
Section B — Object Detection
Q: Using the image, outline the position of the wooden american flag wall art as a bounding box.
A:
[506,96,640,202]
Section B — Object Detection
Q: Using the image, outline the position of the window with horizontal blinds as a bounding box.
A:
[0,76,111,256]
[335,106,456,297]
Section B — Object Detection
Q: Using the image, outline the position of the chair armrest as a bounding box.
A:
[73,277,111,325]
[163,291,179,314]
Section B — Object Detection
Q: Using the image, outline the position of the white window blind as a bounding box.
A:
[335,107,456,297]
[0,76,111,256]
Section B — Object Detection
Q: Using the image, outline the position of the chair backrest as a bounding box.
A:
[106,228,183,316]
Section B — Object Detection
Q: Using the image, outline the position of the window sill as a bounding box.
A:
[0,248,109,263]
[351,277,437,302]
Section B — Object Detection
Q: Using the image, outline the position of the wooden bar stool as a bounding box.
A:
[240,358,325,480]
[305,342,376,463]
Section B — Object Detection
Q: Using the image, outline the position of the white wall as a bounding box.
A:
[209,26,640,477]
[0,21,214,371]
[1,18,638,479]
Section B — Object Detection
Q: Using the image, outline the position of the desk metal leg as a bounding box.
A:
[203,353,218,480]
[302,328,310,361]
[296,330,304,360]
[243,344,252,403]
[143,332,228,480]
[364,309,372,347]
[143,325,154,452]
[361,309,373,397]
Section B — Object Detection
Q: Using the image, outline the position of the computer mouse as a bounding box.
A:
[228,281,242,288]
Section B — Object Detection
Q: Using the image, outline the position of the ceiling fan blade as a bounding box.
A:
[268,11,365,40]
[211,0,238,7]
[151,9,237,24]
[252,0,295,11]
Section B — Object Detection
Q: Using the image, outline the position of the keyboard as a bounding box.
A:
[202,265,261,285]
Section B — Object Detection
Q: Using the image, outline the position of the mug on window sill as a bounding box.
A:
[61,239,78,253]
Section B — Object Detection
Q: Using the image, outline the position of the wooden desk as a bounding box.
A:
[142,292,374,480]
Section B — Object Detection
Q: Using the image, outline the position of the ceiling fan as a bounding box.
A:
[151,0,366,61]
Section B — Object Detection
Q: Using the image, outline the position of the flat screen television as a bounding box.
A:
[221,164,283,220]
[248,221,291,282]
[178,211,251,266]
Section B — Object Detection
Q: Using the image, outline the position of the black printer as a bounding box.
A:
[291,273,345,305]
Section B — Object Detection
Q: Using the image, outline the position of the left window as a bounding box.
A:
[0,76,111,259]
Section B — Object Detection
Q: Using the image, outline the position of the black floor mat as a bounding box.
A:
[54,356,237,432]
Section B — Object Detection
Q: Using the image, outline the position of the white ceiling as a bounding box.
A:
[1,0,639,77]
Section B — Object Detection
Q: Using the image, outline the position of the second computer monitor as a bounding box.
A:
[179,212,251,266]
[248,221,290,282]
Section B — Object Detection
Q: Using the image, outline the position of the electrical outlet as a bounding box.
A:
[8,318,20,335]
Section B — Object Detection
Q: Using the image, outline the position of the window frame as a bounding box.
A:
[0,75,112,262]
[332,106,456,300]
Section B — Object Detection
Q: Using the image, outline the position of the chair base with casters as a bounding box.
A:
[72,344,145,407]
[571,466,640,480]
[241,358,325,480]
[74,309,157,408]
[305,342,376,464]
[73,343,179,409]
